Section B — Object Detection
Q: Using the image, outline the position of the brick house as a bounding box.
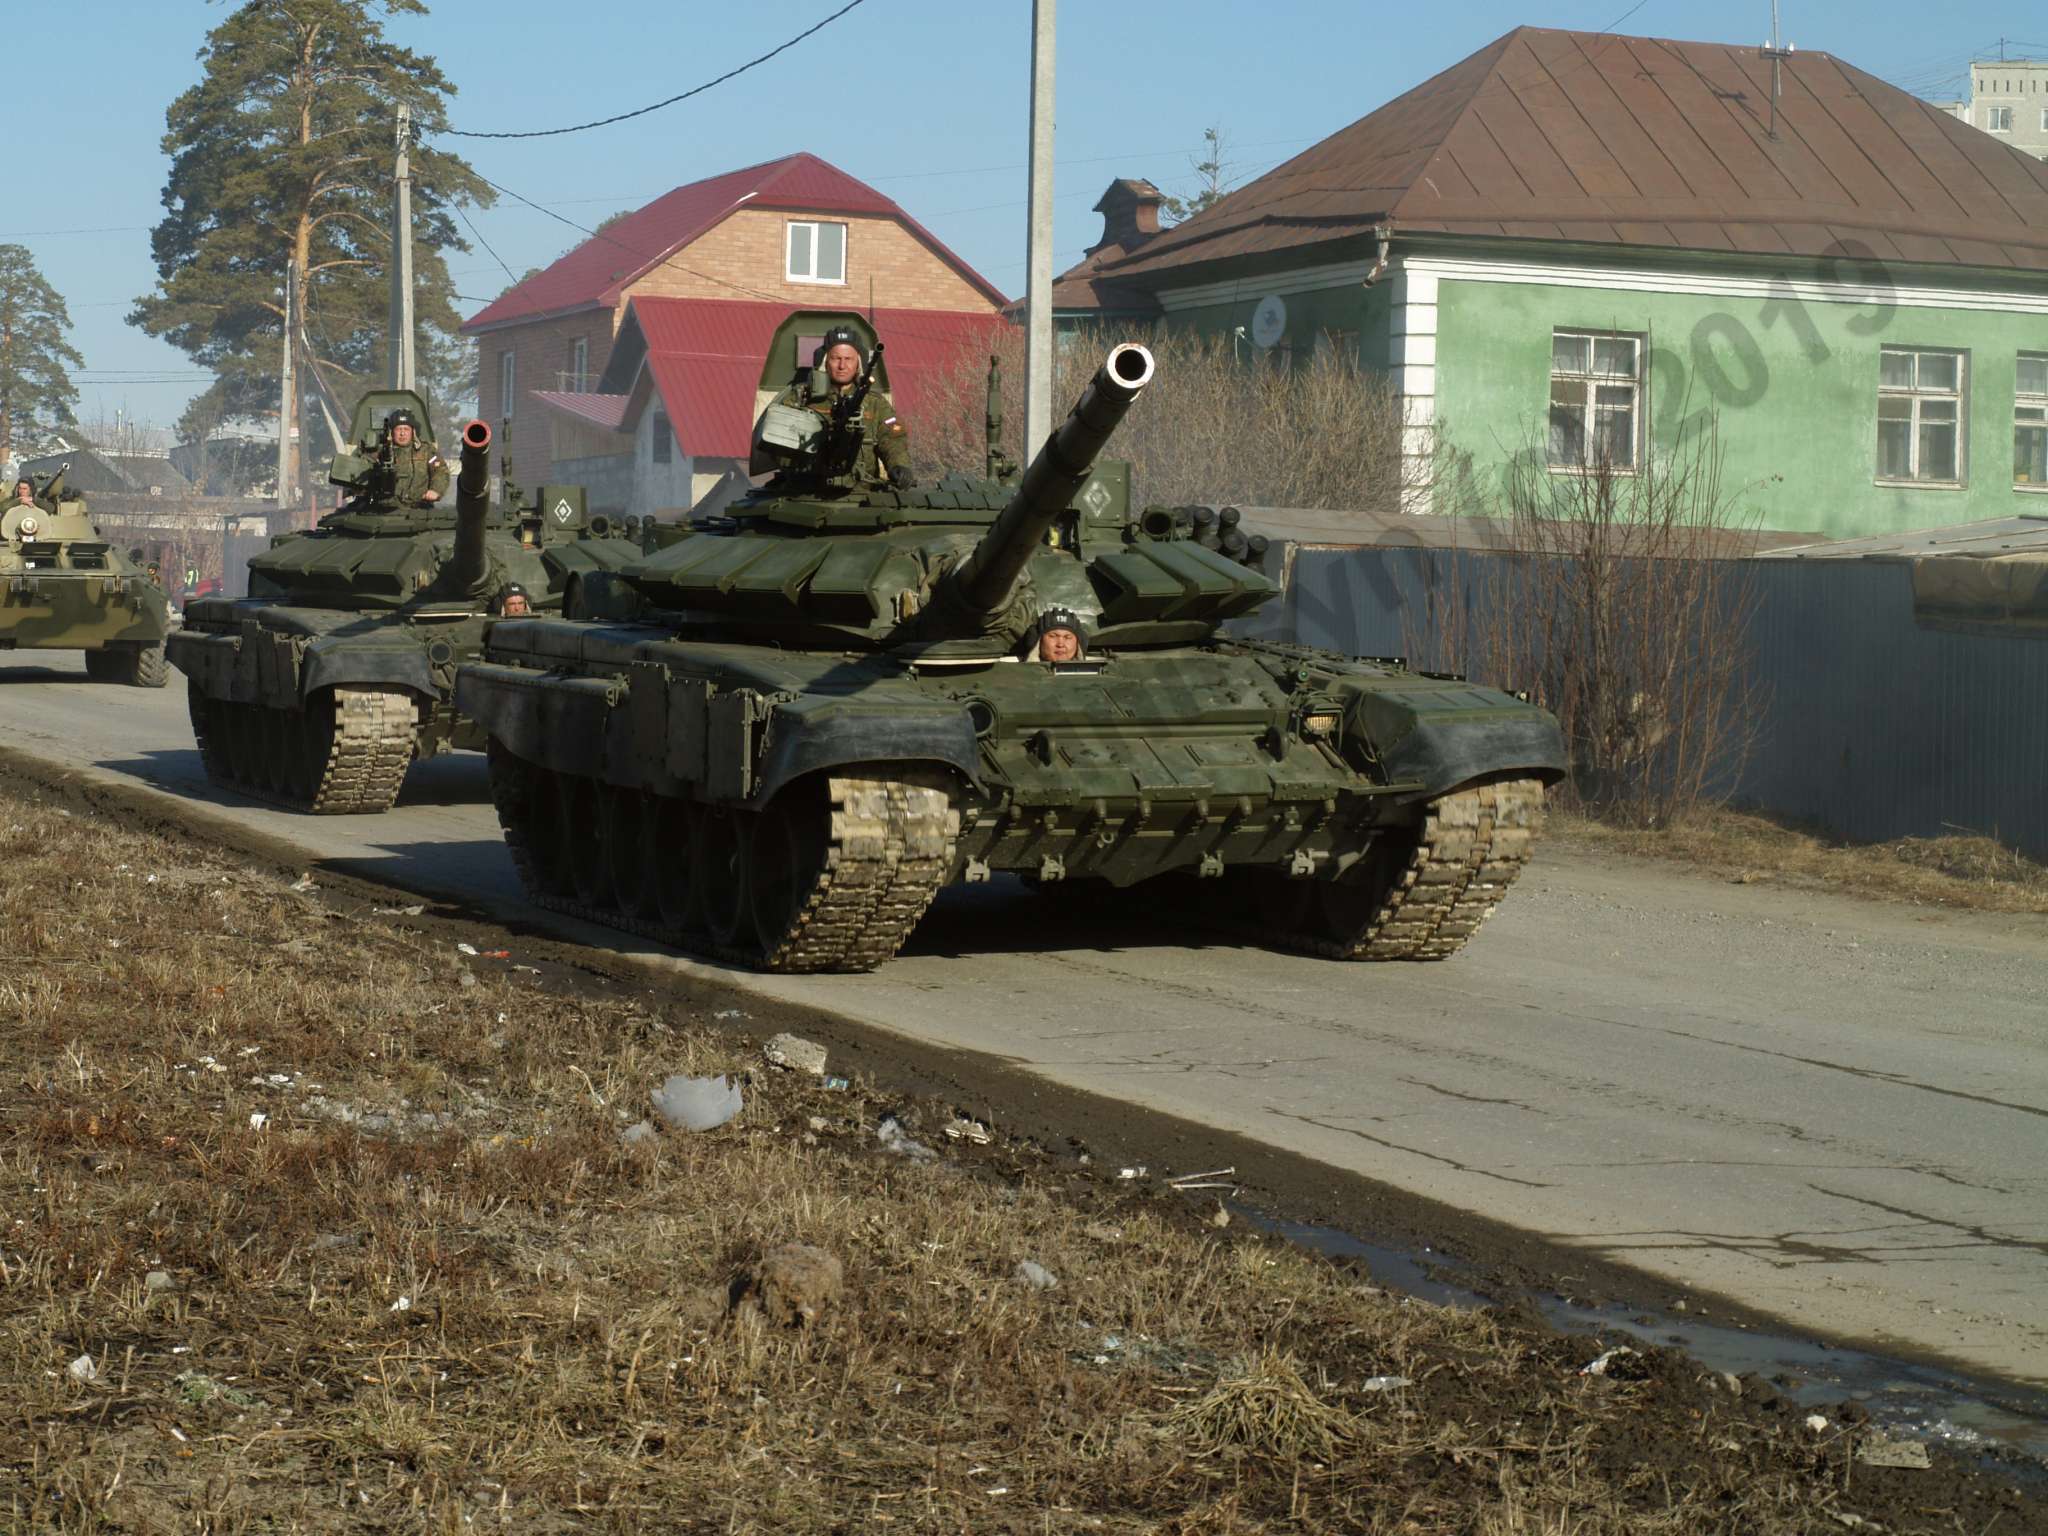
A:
[461,152,1009,500]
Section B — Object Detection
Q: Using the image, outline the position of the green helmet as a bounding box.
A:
[384,408,420,434]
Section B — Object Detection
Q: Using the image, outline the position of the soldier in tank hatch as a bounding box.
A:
[381,410,448,508]
[1030,606,1087,664]
[493,583,531,617]
[772,326,916,491]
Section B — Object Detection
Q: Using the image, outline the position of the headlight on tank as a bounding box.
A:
[1300,710,1341,739]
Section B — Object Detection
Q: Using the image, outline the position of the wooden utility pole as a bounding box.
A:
[1024,0,1055,460]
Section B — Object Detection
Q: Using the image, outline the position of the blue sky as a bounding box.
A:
[9,0,2038,432]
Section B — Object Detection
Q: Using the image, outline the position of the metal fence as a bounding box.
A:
[1258,544,2048,860]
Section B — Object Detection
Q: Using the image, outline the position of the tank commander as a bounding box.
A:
[382,410,448,508]
[1030,606,1087,665]
[13,478,37,510]
[772,326,917,491]
[493,583,532,618]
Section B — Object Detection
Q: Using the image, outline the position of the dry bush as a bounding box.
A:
[1414,423,1766,828]
[913,322,1422,512]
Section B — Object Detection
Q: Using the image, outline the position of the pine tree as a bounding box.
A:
[129,0,489,497]
[1160,127,1233,225]
[0,245,84,468]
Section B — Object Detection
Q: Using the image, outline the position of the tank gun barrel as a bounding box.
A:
[446,420,494,599]
[948,343,1154,617]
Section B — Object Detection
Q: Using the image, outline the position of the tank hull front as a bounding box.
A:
[457,623,1564,972]
[0,572,169,652]
[169,600,492,814]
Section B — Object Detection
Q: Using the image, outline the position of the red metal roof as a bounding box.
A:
[1103,28,2048,280]
[621,297,1009,459]
[529,389,629,433]
[462,153,1007,333]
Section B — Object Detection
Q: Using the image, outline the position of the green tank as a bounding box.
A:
[168,389,640,813]
[457,320,1566,971]
[0,468,171,686]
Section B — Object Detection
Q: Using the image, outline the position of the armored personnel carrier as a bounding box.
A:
[0,469,171,685]
[169,389,638,813]
[456,317,1565,972]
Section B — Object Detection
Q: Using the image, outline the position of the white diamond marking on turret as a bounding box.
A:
[1079,479,1112,517]
[551,498,574,525]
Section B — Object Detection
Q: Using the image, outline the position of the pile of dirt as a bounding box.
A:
[1,783,2040,1532]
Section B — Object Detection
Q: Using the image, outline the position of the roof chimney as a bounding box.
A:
[1089,179,1164,254]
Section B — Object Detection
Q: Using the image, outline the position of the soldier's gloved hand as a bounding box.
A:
[890,467,918,491]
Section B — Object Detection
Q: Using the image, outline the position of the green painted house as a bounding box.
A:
[1066,27,2048,538]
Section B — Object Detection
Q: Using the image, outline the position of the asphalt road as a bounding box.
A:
[5,652,2045,1387]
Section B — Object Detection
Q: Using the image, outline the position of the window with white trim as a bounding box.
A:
[570,337,589,392]
[786,220,847,284]
[1547,330,1641,471]
[498,349,516,421]
[1876,347,1964,484]
[1987,104,2015,131]
[2040,106,2048,132]
[2016,353,2048,487]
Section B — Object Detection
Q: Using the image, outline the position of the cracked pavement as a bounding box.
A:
[4,652,2044,1385]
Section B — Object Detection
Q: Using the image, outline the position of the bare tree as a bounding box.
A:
[1437,422,1767,827]
[913,324,1421,512]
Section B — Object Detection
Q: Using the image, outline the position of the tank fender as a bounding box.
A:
[752,694,981,807]
[457,663,614,780]
[299,631,438,702]
[1331,676,1567,801]
[165,628,247,701]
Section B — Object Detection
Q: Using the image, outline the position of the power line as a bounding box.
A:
[440,0,868,140]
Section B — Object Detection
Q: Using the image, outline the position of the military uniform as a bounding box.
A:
[771,380,912,489]
[386,441,449,508]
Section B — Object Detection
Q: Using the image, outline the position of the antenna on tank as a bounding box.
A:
[1762,1,1795,141]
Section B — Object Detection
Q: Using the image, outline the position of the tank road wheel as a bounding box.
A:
[749,784,837,969]
[227,702,262,787]
[652,795,704,935]
[604,788,660,920]
[260,709,291,794]
[521,769,575,898]
[188,685,231,783]
[562,775,610,907]
[699,808,754,951]
[486,740,566,901]
[1293,779,1545,962]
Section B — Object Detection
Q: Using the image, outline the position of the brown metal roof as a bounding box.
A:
[1102,27,2048,281]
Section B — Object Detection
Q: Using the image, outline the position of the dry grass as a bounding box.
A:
[0,784,2032,1533]
[1554,804,2048,915]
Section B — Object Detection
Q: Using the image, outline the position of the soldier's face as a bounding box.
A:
[1040,628,1080,663]
[824,345,861,387]
[501,593,530,616]
[13,483,30,503]
[391,423,414,447]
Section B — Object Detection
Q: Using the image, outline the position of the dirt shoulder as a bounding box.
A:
[1551,804,2048,916]
[3,776,2043,1531]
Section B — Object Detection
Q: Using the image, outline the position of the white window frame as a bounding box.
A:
[2016,353,2048,490]
[1547,329,1643,474]
[785,220,848,285]
[2040,106,2048,132]
[1987,104,2015,132]
[498,349,516,421]
[1875,346,1966,487]
[570,337,589,392]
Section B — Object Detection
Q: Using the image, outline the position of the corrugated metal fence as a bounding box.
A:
[1256,545,2048,860]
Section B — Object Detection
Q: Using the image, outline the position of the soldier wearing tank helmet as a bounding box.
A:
[769,325,916,491]
[379,408,448,508]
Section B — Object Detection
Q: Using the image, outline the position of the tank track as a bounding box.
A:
[186,684,416,815]
[488,747,957,973]
[1291,778,1544,961]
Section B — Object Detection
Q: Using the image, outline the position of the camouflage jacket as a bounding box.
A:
[386,443,449,508]
[772,382,911,488]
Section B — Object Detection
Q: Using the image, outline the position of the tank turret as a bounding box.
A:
[932,343,1154,633]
